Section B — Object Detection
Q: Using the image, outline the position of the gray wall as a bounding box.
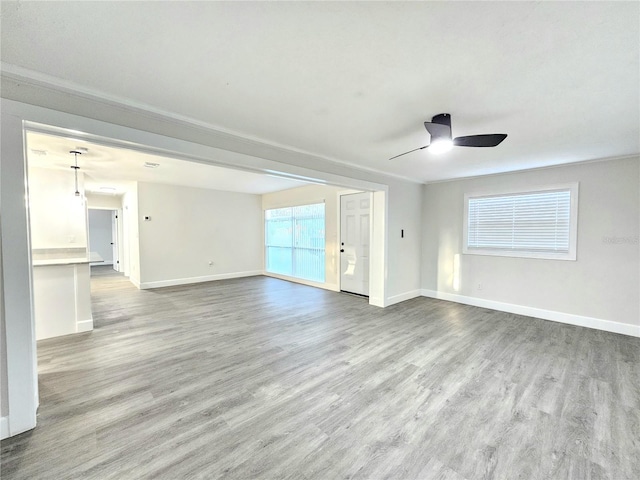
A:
[386,179,423,299]
[1,233,8,418]
[421,156,639,325]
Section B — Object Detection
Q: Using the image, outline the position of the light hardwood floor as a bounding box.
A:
[1,268,639,479]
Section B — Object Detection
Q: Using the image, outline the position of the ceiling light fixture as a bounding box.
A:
[428,138,453,154]
[69,150,82,196]
[144,162,160,168]
[389,113,507,160]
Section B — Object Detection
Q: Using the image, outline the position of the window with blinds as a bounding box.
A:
[265,203,325,282]
[463,184,578,260]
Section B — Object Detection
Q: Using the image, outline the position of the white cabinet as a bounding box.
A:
[32,252,93,340]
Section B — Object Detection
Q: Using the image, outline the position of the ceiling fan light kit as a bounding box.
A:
[390,113,507,160]
[428,138,453,154]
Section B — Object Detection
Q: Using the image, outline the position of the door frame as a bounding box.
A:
[338,190,374,297]
[0,98,388,439]
[1,112,38,438]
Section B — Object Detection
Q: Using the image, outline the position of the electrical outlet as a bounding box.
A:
[477,283,483,291]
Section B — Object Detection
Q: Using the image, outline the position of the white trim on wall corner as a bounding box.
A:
[1,416,9,440]
[369,296,385,308]
[386,290,422,307]
[263,271,339,292]
[76,318,93,333]
[140,271,263,289]
[421,290,640,338]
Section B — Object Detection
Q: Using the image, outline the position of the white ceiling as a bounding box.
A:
[26,131,308,195]
[2,1,639,182]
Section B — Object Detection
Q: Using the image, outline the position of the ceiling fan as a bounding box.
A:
[390,113,507,160]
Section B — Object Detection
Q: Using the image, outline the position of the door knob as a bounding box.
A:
[340,249,344,253]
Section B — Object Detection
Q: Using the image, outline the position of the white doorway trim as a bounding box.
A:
[336,189,386,307]
[0,98,390,438]
[369,191,387,307]
[112,210,122,272]
[1,112,38,437]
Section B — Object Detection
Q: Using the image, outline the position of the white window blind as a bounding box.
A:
[464,185,578,260]
[265,203,325,282]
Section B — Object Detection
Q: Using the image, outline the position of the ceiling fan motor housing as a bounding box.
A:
[430,113,452,140]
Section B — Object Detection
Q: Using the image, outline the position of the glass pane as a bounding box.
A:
[293,248,325,282]
[265,203,325,282]
[266,218,293,247]
[467,190,571,253]
[266,246,293,276]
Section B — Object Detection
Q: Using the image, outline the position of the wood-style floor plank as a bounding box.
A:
[1,267,639,479]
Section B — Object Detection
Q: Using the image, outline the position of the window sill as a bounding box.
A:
[462,248,576,261]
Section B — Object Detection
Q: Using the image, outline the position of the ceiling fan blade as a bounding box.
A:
[423,122,451,139]
[453,134,507,147]
[389,145,429,160]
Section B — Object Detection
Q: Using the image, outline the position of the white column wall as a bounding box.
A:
[1,112,38,437]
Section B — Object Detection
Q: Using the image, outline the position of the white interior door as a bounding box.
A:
[111,210,119,272]
[340,192,370,296]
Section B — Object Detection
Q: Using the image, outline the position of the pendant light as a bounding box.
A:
[69,150,82,196]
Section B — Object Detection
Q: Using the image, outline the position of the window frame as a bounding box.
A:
[264,202,326,283]
[462,182,579,261]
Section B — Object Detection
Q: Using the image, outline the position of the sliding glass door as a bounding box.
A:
[265,203,325,282]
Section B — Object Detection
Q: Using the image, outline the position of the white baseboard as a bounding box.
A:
[141,270,263,289]
[421,289,640,338]
[262,272,339,292]
[129,277,141,289]
[76,318,93,333]
[368,296,384,308]
[386,289,422,307]
[1,416,9,440]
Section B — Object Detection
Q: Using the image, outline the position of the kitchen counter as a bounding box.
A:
[31,248,98,340]
[32,249,103,266]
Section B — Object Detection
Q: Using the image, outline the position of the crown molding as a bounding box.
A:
[0,62,422,185]
[423,153,640,186]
